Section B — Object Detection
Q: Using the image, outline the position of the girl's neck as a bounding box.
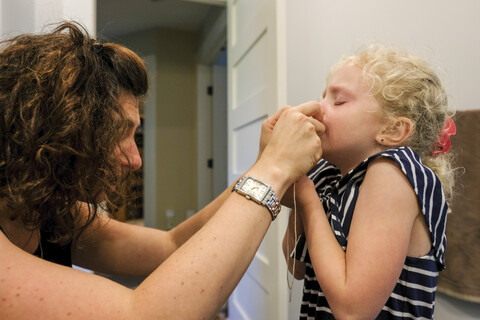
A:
[331,146,389,177]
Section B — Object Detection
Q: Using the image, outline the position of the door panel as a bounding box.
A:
[227,0,287,319]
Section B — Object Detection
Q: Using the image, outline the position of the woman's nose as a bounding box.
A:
[129,146,142,171]
[130,154,142,171]
[120,140,142,171]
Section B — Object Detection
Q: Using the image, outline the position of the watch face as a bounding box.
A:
[243,178,268,199]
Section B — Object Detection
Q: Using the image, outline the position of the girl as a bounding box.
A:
[283,44,455,319]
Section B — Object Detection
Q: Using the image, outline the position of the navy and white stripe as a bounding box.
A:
[292,147,448,319]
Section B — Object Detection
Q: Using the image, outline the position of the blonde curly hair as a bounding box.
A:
[331,44,455,200]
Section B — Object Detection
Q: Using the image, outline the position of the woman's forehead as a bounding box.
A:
[118,92,140,126]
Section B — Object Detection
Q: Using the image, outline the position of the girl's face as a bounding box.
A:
[116,93,142,172]
[319,63,385,174]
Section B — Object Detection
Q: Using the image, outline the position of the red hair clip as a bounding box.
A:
[432,116,456,156]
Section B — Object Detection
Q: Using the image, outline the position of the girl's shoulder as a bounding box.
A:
[370,147,439,189]
[367,147,446,214]
[369,147,448,269]
[369,147,422,170]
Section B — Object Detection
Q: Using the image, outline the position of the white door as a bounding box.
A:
[227,0,288,319]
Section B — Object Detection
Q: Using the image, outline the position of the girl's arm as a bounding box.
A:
[282,206,306,280]
[298,158,420,319]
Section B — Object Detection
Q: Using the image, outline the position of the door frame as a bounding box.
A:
[196,9,227,210]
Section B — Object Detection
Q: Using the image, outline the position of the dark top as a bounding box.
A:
[0,222,72,267]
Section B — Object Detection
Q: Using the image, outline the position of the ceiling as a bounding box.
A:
[96,0,226,39]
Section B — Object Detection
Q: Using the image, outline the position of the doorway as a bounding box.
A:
[97,0,227,228]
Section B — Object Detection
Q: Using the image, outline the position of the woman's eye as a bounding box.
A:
[334,101,345,106]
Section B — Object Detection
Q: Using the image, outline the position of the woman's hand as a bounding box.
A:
[254,101,324,190]
[257,102,324,159]
[256,106,290,162]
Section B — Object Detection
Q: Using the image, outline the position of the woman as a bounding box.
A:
[0,21,324,319]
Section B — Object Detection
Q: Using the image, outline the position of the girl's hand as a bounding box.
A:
[294,175,319,215]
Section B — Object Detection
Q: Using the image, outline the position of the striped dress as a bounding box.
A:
[293,147,448,319]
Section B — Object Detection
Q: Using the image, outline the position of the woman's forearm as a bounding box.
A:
[132,166,289,319]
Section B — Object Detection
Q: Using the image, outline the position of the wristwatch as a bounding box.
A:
[232,175,281,221]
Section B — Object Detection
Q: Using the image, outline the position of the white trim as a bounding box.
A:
[180,0,226,6]
[143,54,158,228]
[197,9,227,65]
[196,65,213,210]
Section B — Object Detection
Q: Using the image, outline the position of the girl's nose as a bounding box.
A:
[318,98,327,114]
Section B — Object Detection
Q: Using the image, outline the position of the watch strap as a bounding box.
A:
[232,176,281,221]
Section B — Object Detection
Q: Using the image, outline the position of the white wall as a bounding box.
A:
[285,0,480,319]
[0,0,95,36]
[1,0,36,36]
[286,0,480,113]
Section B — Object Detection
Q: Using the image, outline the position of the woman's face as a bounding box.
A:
[116,93,142,172]
[318,63,385,173]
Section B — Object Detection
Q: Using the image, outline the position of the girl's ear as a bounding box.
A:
[376,117,413,146]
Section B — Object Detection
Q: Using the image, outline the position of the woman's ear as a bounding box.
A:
[376,117,413,146]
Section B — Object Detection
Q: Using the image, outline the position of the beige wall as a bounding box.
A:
[120,28,199,230]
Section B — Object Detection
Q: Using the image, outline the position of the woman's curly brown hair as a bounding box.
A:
[0,21,148,244]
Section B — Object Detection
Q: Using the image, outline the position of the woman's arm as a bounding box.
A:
[298,158,420,320]
[72,180,236,277]
[73,99,324,277]
[0,185,277,320]
[0,101,324,320]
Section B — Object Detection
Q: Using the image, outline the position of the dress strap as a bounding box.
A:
[0,224,11,240]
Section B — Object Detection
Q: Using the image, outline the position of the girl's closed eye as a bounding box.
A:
[334,96,347,105]
[333,92,349,106]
